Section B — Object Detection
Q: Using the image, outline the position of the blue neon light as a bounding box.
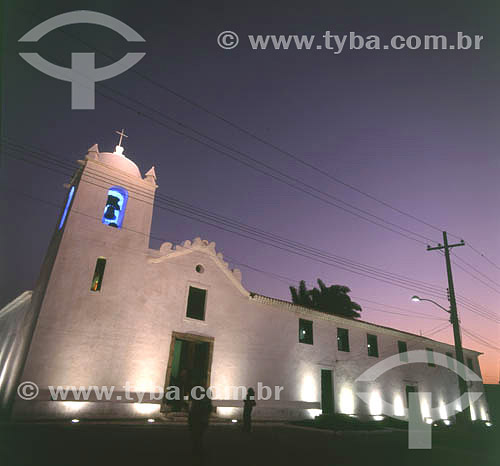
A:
[58,186,75,230]
[102,186,128,229]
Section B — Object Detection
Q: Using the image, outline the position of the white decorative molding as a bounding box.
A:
[149,237,248,296]
[85,144,99,161]
[144,166,157,185]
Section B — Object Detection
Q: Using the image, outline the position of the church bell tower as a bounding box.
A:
[12,132,159,419]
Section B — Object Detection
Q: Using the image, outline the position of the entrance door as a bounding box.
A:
[162,333,214,412]
[171,340,210,391]
[321,369,334,414]
[405,385,421,419]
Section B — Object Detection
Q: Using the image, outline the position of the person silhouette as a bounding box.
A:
[188,393,213,463]
[243,387,256,432]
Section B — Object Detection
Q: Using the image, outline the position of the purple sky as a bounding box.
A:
[1,0,499,382]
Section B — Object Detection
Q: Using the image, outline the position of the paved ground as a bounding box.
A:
[1,422,498,466]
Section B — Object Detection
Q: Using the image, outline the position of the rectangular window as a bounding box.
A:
[426,348,436,367]
[398,341,408,362]
[299,319,313,345]
[367,334,379,357]
[467,358,474,372]
[90,258,106,292]
[186,286,207,321]
[337,328,350,352]
[445,352,455,370]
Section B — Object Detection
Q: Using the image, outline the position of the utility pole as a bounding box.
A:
[427,231,469,425]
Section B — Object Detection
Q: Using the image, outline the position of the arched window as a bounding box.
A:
[102,186,128,228]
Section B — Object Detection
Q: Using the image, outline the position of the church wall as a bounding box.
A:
[13,240,489,421]
[10,150,489,423]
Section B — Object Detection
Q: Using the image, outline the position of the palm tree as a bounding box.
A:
[289,279,362,318]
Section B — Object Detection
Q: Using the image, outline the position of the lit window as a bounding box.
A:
[398,341,408,362]
[58,186,75,230]
[90,258,106,292]
[426,348,436,367]
[367,334,378,357]
[186,286,207,321]
[102,186,128,228]
[337,328,349,352]
[446,352,455,371]
[299,319,313,345]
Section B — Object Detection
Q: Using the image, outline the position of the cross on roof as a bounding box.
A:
[115,129,128,147]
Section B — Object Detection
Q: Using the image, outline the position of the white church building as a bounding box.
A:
[0,141,490,423]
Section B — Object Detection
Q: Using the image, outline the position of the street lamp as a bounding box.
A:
[410,296,450,313]
[410,294,469,426]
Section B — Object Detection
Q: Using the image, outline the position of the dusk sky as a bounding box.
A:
[1,0,499,382]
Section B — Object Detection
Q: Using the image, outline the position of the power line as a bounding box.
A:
[467,243,500,272]
[4,182,450,325]
[453,253,500,288]
[91,85,438,246]
[425,322,452,338]
[14,7,500,315]
[2,140,451,300]
[456,294,499,319]
[219,260,448,321]
[456,301,500,325]
[15,5,454,242]
[9,15,441,247]
[5,140,499,326]
[462,327,500,352]
[452,258,500,296]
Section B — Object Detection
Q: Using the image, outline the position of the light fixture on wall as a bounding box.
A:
[339,387,355,415]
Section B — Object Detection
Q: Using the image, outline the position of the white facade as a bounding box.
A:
[3,144,489,423]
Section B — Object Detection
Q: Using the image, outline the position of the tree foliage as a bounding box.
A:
[290,279,362,318]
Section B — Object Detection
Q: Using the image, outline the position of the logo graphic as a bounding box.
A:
[217,31,239,50]
[19,11,146,109]
[355,350,483,449]
[17,381,39,400]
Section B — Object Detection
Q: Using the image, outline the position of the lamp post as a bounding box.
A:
[410,296,450,314]
[411,295,469,426]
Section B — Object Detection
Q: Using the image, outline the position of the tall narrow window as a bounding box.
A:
[102,186,128,229]
[467,358,474,372]
[398,341,408,362]
[91,258,106,292]
[426,348,436,367]
[186,286,207,320]
[337,328,350,352]
[367,334,379,357]
[299,319,313,345]
[446,352,455,371]
[58,185,75,230]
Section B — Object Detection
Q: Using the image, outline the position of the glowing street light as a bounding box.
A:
[410,296,450,313]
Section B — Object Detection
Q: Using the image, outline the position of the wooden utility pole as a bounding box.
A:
[427,231,469,424]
